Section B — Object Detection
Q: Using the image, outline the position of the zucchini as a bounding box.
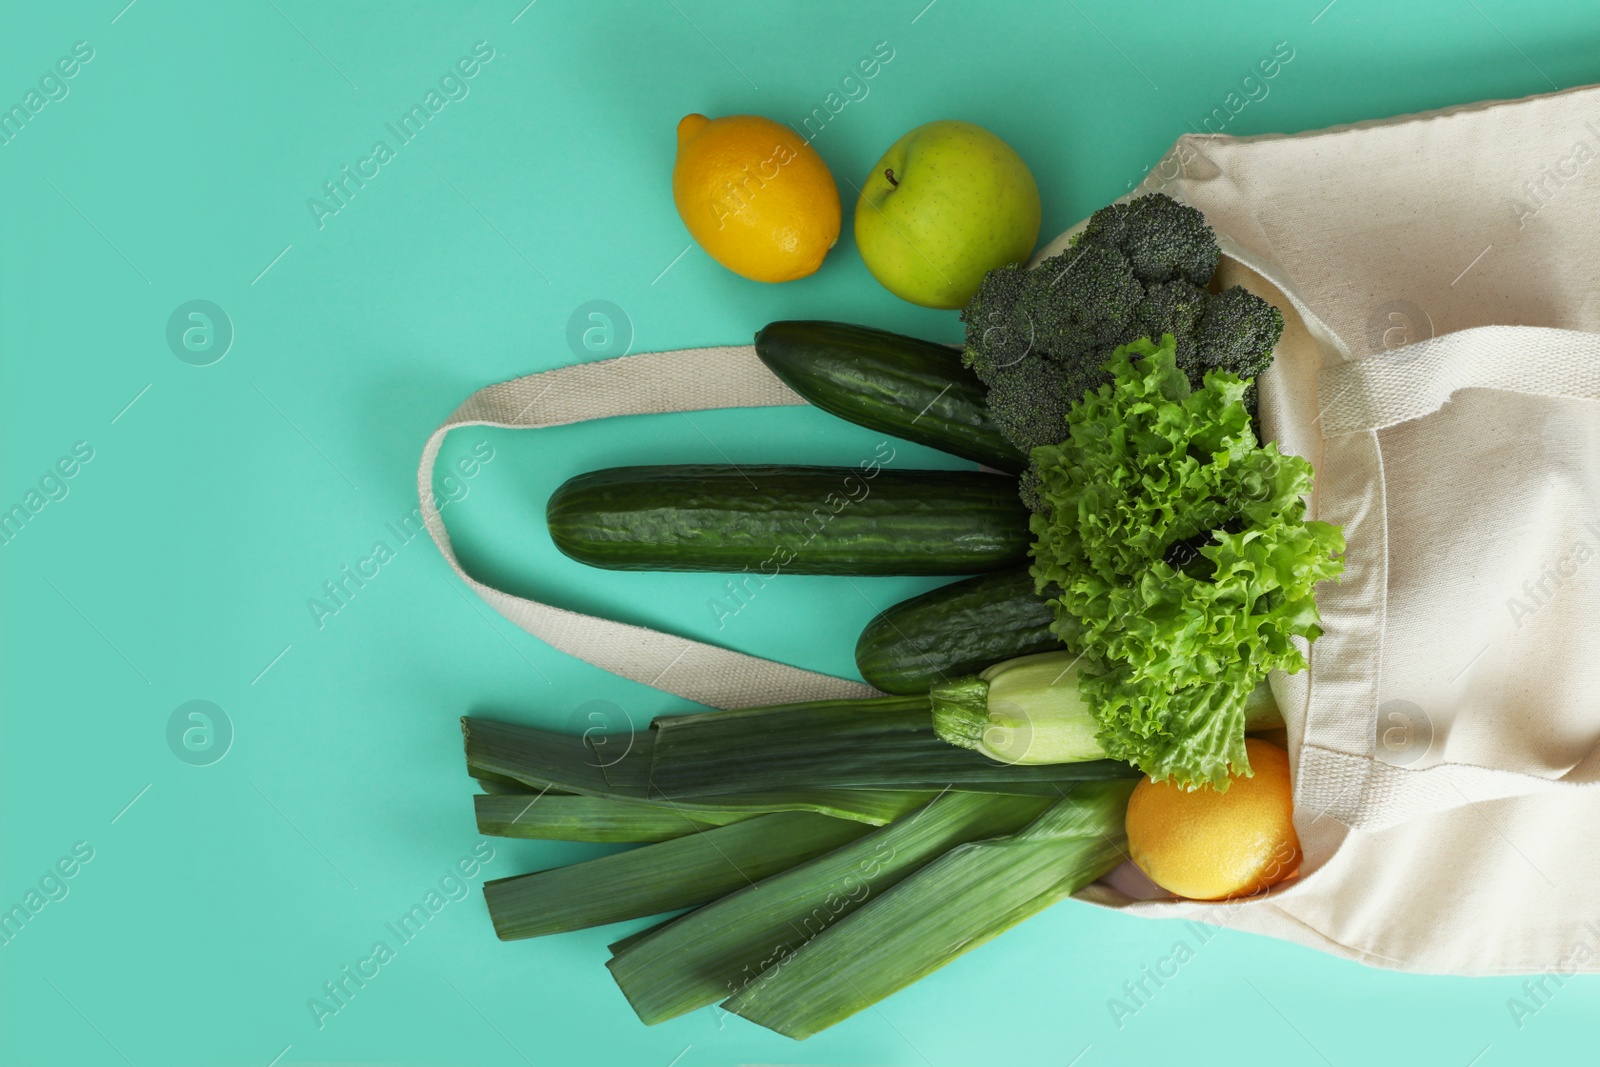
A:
[548,464,1030,576]
[855,568,1074,693]
[755,321,1026,473]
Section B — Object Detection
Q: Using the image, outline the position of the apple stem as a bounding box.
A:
[884,168,899,188]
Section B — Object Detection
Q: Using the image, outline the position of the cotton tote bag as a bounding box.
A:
[420,84,1600,975]
[1074,84,1600,975]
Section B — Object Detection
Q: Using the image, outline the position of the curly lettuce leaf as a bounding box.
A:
[1029,336,1344,790]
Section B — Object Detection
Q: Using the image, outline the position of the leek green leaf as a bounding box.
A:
[483,811,872,940]
[724,780,1135,1038]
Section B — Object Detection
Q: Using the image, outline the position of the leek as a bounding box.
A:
[607,791,1053,1024]
[474,793,750,842]
[648,693,1136,796]
[482,811,872,940]
[723,779,1136,1038]
[468,718,937,825]
[464,717,640,798]
[608,916,680,957]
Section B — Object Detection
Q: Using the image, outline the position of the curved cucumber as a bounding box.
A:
[856,568,1075,693]
[755,321,1026,473]
[548,464,1030,576]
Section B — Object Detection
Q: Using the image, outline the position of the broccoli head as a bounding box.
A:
[1078,193,1219,286]
[963,245,1141,385]
[1032,244,1146,358]
[960,192,1284,475]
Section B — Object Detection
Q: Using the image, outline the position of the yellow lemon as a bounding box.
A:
[672,114,840,283]
[1125,738,1301,901]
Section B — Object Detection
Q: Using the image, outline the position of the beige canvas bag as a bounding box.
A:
[420,84,1600,975]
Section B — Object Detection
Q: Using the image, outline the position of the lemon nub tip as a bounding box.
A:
[676,113,711,150]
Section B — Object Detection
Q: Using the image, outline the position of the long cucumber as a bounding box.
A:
[754,320,1025,472]
[547,464,1030,576]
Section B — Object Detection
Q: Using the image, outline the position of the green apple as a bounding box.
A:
[854,121,1041,309]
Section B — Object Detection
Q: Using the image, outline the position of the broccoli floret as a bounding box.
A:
[979,357,1082,456]
[1079,194,1219,286]
[963,246,1141,389]
[1133,280,1209,366]
[1026,245,1144,368]
[960,193,1283,474]
[1193,285,1286,410]
[960,263,1034,375]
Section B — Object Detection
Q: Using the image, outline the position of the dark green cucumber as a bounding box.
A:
[755,321,1026,473]
[856,568,1077,693]
[547,465,1029,576]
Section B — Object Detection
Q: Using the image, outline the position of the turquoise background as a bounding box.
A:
[3,1,1597,1064]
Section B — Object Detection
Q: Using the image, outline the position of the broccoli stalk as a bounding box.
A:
[960,193,1284,460]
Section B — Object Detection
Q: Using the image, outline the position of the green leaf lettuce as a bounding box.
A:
[1029,336,1344,790]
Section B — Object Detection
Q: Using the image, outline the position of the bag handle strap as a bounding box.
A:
[417,344,879,709]
[1304,324,1600,828]
[1299,744,1600,832]
[1318,325,1600,436]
